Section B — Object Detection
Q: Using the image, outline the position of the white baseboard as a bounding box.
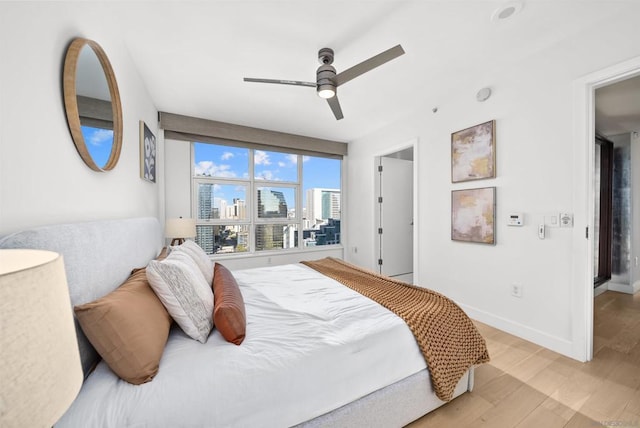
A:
[390,273,413,284]
[608,281,640,294]
[458,303,577,360]
[594,283,608,297]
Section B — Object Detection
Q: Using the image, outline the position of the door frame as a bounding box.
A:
[374,138,419,283]
[572,56,640,362]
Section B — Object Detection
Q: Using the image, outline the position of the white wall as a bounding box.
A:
[0,3,160,234]
[346,17,640,359]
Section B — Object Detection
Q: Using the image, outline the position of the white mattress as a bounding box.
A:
[57,263,427,427]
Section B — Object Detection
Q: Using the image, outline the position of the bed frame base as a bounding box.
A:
[298,367,473,427]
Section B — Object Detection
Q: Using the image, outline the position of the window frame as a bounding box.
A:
[191,142,342,257]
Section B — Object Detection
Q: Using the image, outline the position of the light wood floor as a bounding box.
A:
[408,290,640,428]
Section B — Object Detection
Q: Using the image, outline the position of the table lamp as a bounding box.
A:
[0,249,83,427]
[165,217,197,246]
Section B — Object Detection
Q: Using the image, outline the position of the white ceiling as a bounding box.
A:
[94,0,640,142]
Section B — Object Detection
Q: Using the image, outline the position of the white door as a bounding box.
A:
[378,157,413,281]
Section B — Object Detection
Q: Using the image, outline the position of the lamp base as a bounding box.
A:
[170,238,185,246]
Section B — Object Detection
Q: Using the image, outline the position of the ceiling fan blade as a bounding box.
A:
[243,77,316,87]
[327,95,344,120]
[334,44,405,87]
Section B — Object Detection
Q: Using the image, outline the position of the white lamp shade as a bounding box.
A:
[165,218,197,239]
[0,249,83,427]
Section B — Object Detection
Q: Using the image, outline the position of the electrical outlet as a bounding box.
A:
[511,284,523,298]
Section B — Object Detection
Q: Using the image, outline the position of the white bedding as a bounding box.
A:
[57,263,427,428]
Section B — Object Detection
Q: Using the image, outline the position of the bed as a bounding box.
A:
[0,217,488,427]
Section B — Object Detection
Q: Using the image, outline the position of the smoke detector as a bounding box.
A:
[477,87,492,102]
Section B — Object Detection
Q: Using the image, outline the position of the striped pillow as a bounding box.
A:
[146,251,213,343]
[170,239,214,285]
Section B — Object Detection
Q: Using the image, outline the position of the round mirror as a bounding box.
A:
[63,38,122,171]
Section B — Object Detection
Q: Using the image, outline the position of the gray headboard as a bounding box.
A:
[0,217,163,376]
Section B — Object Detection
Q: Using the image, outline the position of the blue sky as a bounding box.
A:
[194,142,340,208]
[81,126,113,167]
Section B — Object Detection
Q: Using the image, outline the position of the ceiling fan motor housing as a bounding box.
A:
[316,63,337,97]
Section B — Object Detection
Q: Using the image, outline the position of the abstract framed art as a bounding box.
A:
[140,121,156,183]
[451,187,496,245]
[451,120,495,183]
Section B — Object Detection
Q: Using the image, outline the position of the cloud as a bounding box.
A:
[194,161,236,177]
[221,152,234,160]
[278,161,286,167]
[86,129,113,146]
[255,150,271,165]
[285,154,297,165]
[255,170,280,181]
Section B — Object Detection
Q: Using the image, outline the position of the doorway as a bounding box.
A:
[375,144,416,284]
[574,57,640,362]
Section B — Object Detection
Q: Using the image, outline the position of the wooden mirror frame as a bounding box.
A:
[63,38,123,172]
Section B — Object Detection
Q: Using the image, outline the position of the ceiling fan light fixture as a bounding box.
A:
[317,85,336,99]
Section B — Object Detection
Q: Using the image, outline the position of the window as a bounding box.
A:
[192,142,341,255]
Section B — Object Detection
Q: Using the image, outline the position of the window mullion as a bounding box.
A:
[298,154,303,249]
[249,149,256,254]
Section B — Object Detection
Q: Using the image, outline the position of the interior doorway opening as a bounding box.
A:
[578,60,640,362]
[374,144,416,284]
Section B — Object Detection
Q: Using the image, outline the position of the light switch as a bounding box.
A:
[544,213,559,227]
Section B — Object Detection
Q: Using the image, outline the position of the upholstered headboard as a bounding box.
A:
[0,217,163,376]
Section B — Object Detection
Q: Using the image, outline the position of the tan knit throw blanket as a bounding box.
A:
[301,257,490,402]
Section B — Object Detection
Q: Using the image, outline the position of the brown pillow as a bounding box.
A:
[213,263,246,345]
[74,268,173,384]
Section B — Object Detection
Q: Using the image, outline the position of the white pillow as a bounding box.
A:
[146,251,213,343]
[171,240,214,285]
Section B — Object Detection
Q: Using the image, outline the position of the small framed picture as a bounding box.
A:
[451,187,496,245]
[451,120,495,183]
[140,121,156,183]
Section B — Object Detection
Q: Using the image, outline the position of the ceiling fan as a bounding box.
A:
[244,44,405,120]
